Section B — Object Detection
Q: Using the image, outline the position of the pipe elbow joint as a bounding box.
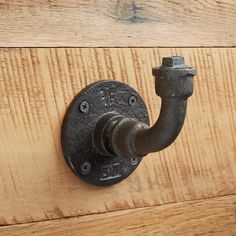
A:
[95,56,196,159]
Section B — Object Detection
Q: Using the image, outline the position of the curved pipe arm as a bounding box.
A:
[108,56,196,158]
[132,98,187,156]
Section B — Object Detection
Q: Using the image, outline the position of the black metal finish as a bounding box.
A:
[108,56,196,158]
[61,56,196,186]
[61,81,149,186]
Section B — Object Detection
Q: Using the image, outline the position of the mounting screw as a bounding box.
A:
[131,157,138,165]
[80,162,91,175]
[129,95,137,106]
[80,101,89,113]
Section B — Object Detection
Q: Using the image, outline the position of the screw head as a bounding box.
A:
[131,157,138,165]
[80,101,89,113]
[80,162,91,175]
[129,95,137,106]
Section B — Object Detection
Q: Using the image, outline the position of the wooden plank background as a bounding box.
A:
[0,0,235,47]
[1,195,236,236]
[0,48,235,228]
[0,1,235,234]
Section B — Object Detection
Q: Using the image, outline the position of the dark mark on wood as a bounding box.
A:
[115,0,149,23]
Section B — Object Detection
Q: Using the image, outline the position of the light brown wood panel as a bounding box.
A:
[0,0,235,47]
[0,48,236,225]
[1,195,236,236]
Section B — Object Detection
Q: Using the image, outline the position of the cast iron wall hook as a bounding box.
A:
[61,56,196,186]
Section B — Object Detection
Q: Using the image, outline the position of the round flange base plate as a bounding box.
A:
[61,81,149,186]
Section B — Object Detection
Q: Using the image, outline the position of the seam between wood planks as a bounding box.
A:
[0,193,235,228]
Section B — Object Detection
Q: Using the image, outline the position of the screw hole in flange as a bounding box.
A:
[129,95,137,106]
[131,157,138,165]
[80,162,91,175]
[79,101,89,113]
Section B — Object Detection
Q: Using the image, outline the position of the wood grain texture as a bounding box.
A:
[0,48,236,225]
[0,0,235,47]
[1,195,236,236]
